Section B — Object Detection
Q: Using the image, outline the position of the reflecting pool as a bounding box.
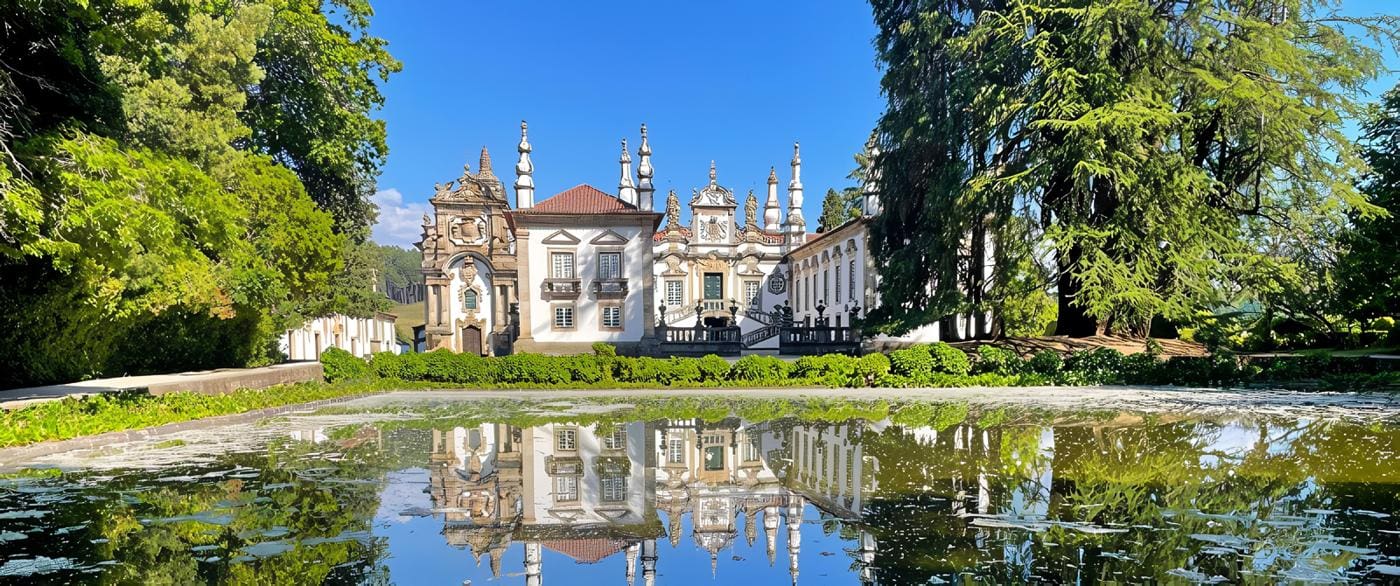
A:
[1,393,1398,583]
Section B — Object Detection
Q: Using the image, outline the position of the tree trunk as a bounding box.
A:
[1054,244,1100,337]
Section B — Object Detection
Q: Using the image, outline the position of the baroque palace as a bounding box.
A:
[417,122,992,356]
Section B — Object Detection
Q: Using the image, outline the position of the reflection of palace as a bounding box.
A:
[425,418,883,584]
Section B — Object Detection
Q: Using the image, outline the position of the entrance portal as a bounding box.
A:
[461,325,483,356]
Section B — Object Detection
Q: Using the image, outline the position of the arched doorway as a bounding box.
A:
[461,325,483,356]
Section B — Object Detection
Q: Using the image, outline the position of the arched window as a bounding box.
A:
[464,290,478,310]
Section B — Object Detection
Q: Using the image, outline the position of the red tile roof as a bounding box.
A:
[542,538,632,564]
[518,184,641,215]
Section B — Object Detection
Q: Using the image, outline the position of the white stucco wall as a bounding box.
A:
[280,314,400,361]
[525,224,650,344]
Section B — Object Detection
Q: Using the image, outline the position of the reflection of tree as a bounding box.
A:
[857,419,1399,583]
[13,431,394,584]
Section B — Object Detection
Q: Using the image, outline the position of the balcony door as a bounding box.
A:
[702,273,723,300]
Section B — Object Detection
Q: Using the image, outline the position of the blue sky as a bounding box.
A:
[366,0,1400,248]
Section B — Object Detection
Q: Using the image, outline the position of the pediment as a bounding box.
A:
[589,230,629,245]
[542,230,581,245]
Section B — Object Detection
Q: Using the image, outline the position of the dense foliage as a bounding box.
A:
[0,0,398,387]
[864,0,1399,341]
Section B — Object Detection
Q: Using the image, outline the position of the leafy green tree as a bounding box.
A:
[866,0,1396,338]
[816,187,861,233]
[1337,87,1400,326]
[372,243,423,289]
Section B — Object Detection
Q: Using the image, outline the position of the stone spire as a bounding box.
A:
[637,124,655,211]
[514,120,535,208]
[709,160,718,185]
[764,166,781,231]
[787,497,803,585]
[785,142,807,247]
[665,189,681,229]
[861,131,881,216]
[479,146,495,178]
[619,138,638,206]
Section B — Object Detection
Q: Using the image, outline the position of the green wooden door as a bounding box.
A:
[703,273,722,300]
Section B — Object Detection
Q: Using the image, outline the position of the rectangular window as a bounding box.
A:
[554,476,578,502]
[823,270,830,305]
[835,264,842,303]
[744,281,760,306]
[742,435,761,462]
[551,252,574,279]
[464,289,479,310]
[668,438,685,464]
[601,305,622,329]
[598,251,621,280]
[555,428,577,451]
[602,429,627,450]
[601,474,628,502]
[553,305,574,329]
[849,259,857,302]
[794,278,802,311]
[665,280,683,308]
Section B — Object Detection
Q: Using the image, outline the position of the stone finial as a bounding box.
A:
[637,123,655,211]
[768,166,778,185]
[478,146,494,178]
[709,160,717,185]
[619,138,637,205]
[514,120,535,208]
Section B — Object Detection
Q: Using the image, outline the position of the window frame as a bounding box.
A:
[665,280,683,308]
[552,304,576,330]
[600,474,628,502]
[555,428,577,451]
[551,251,575,279]
[599,304,623,331]
[554,475,579,503]
[464,289,479,311]
[597,250,623,280]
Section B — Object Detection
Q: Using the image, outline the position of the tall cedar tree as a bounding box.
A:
[866,0,1397,337]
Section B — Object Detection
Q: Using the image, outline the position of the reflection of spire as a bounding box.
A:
[626,543,638,586]
[642,539,658,586]
[524,541,542,586]
[711,551,718,578]
[668,509,683,547]
[745,507,759,546]
[490,548,503,579]
[787,497,803,585]
[764,505,779,566]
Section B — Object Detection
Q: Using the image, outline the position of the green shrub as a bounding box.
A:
[592,342,617,357]
[853,353,891,384]
[888,346,933,380]
[730,355,790,382]
[369,352,406,379]
[320,348,369,382]
[665,357,703,384]
[697,354,730,381]
[927,343,971,376]
[793,354,857,379]
[1026,350,1063,377]
[974,346,1023,375]
[1061,348,1126,385]
[497,353,569,384]
[566,355,607,384]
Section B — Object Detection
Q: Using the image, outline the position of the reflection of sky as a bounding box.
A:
[1198,421,1304,468]
[372,469,863,585]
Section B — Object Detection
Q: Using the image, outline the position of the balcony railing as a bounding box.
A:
[591,279,628,299]
[541,278,581,300]
[656,324,743,356]
[778,326,862,355]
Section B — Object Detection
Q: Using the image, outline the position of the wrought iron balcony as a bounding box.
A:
[541,278,581,300]
[591,279,628,299]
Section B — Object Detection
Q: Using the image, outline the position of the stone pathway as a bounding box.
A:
[0,362,323,410]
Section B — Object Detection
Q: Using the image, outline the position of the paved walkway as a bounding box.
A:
[0,362,324,410]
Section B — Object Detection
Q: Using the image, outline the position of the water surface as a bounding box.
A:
[1,393,1398,584]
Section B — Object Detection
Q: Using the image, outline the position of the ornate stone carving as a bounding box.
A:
[449,216,488,246]
[744,190,758,230]
[702,217,727,241]
[768,272,787,294]
[665,190,682,229]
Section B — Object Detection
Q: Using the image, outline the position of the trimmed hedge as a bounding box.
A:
[326,343,1400,391]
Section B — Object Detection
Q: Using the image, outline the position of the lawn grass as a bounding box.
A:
[389,301,424,344]
[0,381,399,448]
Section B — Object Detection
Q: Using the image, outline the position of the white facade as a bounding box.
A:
[279,313,399,361]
